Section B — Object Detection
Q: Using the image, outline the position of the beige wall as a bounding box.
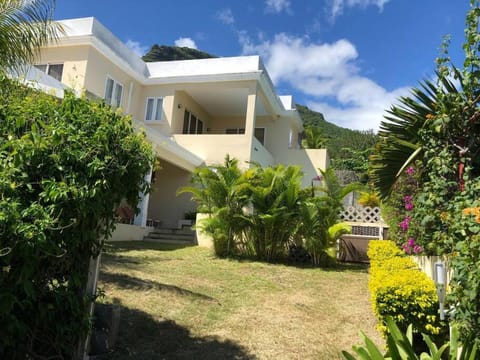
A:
[172,91,213,134]
[174,134,252,169]
[208,116,246,133]
[37,45,90,91]
[83,47,142,111]
[282,149,329,188]
[147,160,196,228]
[135,85,176,133]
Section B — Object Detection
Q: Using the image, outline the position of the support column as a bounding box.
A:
[244,84,258,140]
[245,84,258,166]
[133,167,152,227]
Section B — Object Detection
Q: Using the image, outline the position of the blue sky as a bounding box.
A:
[54,1,471,131]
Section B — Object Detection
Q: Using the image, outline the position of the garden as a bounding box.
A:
[1,0,480,358]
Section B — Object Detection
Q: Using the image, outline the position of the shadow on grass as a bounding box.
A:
[97,304,256,360]
[100,272,219,303]
[104,241,192,253]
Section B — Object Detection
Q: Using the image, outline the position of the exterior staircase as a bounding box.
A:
[143,228,196,246]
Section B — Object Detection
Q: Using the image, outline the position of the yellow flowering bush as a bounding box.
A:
[368,240,447,341]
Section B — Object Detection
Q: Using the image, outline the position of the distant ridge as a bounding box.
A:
[142,44,217,62]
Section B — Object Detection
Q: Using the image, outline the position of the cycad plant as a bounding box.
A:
[369,74,461,198]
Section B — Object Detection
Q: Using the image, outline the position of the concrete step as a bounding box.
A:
[143,228,196,245]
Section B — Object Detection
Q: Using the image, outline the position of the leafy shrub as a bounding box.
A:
[367,240,447,342]
[0,75,154,358]
[342,316,478,360]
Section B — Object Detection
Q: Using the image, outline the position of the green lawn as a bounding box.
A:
[97,241,382,359]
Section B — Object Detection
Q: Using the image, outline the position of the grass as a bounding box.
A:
[96,241,382,359]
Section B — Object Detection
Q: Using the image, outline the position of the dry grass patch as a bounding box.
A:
[97,241,382,359]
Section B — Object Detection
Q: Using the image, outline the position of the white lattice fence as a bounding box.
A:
[340,206,383,223]
[338,206,389,262]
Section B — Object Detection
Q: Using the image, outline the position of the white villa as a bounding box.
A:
[26,17,329,241]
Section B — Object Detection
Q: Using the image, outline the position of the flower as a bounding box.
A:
[406,166,415,175]
[463,207,480,223]
[399,216,411,232]
[402,237,422,255]
[413,245,423,254]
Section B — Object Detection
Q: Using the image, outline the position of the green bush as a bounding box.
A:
[367,240,447,342]
[342,316,478,360]
[0,75,155,358]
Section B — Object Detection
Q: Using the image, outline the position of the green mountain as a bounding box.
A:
[141,46,378,169]
[296,104,377,165]
[142,44,217,62]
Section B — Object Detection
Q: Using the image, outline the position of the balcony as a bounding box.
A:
[173,133,274,168]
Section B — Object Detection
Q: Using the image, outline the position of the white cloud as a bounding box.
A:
[240,33,409,130]
[216,8,235,25]
[125,39,148,57]
[265,0,292,14]
[329,0,391,21]
[174,37,198,49]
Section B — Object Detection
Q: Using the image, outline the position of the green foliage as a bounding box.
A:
[358,190,381,207]
[301,126,327,149]
[181,159,357,265]
[370,2,480,340]
[342,317,477,360]
[332,147,374,173]
[397,0,480,339]
[296,104,378,168]
[380,166,420,248]
[367,241,447,341]
[142,44,216,62]
[295,168,359,266]
[177,155,247,257]
[0,0,63,72]
[238,164,305,261]
[0,74,155,358]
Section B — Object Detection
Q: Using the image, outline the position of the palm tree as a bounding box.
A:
[301,126,328,149]
[369,74,461,199]
[0,0,62,72]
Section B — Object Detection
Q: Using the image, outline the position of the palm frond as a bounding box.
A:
[0,0,63,72]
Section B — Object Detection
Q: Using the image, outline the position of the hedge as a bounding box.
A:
[367,240,447,341]
[0,74,155,358]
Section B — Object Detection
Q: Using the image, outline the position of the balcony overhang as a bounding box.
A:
[132,119,204,172]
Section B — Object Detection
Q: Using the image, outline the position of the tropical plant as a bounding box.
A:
[358,190,381,207]
[301,126,328,149]
[0,0,63,72]
[177,155,247,256]
[342,317,478,360]
[239,164,305,261]
[369,74,462,199]
[294,168,359,266]
[316,168,363,211]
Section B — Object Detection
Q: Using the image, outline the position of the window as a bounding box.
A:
[182,110,203,134]
[225,127,265,145]
[254,127,266,145]
[104,76,123,108]
[34,63,64,82]
[145,97,163,121]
